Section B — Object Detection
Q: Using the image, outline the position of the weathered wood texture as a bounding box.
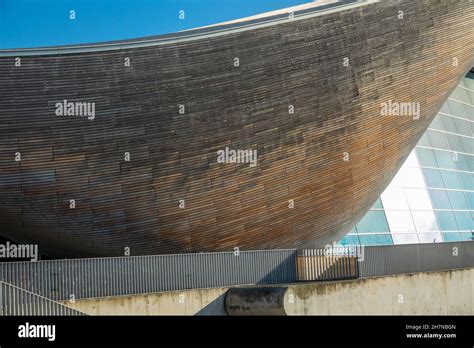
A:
[0,0,473,257]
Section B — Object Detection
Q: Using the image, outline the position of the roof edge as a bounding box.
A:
[0,0,370,57]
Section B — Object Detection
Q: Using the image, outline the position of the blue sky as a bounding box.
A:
[0,0,310,49]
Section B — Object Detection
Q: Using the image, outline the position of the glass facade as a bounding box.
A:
[340,74,474,246]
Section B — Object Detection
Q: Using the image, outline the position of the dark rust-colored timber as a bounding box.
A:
[0,0,473,257]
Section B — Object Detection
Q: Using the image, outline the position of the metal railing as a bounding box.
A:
[296,247,359,281]
[0,249,297,301]
[0,281,85,316]
[359,241,474,278]
[0,241,472,302]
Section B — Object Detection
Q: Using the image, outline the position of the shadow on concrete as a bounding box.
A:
[195,292,228,315]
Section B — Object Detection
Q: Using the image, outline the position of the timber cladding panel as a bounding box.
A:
[0,0,473,257]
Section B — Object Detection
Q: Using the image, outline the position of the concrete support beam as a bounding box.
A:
[226,268,474,316]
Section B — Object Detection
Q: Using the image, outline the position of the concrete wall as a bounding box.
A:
[63,268,473,315]
[285,268,474,315]
[62,287,229,316]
